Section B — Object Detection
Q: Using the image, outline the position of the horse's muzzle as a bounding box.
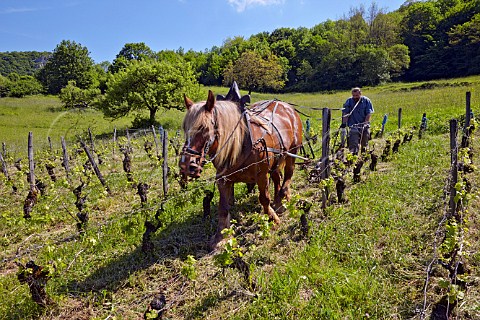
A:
[187,161,203,178]
[179,158,203,180]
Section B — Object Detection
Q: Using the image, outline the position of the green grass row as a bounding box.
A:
[237,134,451,319]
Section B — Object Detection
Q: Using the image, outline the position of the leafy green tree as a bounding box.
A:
[355,45,391,85]
[448,12,480,45]
[59,80,100,108]
[0,75,11,97]
[109,42,155,73]
[368,10,403,48]
[182,49,208,80]
[7,74,44,97]
[92,63,109,93]
[346,6,369,49]
[270,39,296,63]
[98,59,200,125]
[37,40,95,94]
[387,44,410,78]
[400,2,441,62]
[201,49,224,85]
[223,50,285,93]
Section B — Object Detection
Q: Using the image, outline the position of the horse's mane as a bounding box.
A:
[183,100,247,170]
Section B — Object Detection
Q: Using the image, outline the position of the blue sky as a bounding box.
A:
[0,0,407,63]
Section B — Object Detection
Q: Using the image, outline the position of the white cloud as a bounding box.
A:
[228,0,285,13]
[0,7,37,14]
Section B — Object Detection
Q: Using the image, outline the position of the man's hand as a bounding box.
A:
[340,123,347,129]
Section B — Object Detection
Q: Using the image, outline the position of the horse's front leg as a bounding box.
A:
[210,180,233,250]
[271,169,286,213]
[257,172,281,225]
[279,155,296,202]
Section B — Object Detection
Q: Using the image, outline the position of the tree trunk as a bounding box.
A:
[149,107,157,125]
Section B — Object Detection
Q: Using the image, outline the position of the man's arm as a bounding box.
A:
[341,100,350,126]
[365,113,372,123]
[342,113,348,126]
[365,98,373,124]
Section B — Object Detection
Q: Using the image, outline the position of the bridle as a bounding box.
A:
[180,108,219,175]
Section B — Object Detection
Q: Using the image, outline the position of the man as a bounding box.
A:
[341,87,374,154]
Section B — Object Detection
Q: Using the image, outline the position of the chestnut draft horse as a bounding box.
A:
[179,90,303,249]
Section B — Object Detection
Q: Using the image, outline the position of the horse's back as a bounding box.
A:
[250,100,303,149]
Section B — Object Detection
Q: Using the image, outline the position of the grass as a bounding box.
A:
[238,134,449,319]
[0,95,186,155]
[0,77,480,319]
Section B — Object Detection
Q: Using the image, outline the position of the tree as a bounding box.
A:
[37,40,95,94]
[400,2,441,62]
[223,51,285,93]
[7,74,44,97]
[355,45,391,85]
[59,80,100,108]
[0,75,11,97]
[109,42,155,73]
[98,59,200,125]
[202,49,224,86]
[387,44,410,78]
[0,73,44,97]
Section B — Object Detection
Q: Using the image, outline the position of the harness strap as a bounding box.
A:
[255,113,286,152]
[244,112,256,147]
[267,147,282,154]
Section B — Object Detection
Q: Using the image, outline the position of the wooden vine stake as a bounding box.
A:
[88,127,103,164]
[162,130,169,197]
[113,127,117,156]
[24,132,38,218]
[0,151,8,179]
[28,132,35,189]
[88,127,96,152]
[61,137,70,178]
[380,114,388,138]
[320,108,331,208]
[0,151,16,192]
[80,140,110,194]
[461,91,472,148]
[151,125,160,160]
[449,119,458,218]
[47,136,53,153]
[398,108,402,130]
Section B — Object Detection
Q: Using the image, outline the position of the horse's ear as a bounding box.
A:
[240,94,250,107]
[205,90,215,112]
[184,94,194,110]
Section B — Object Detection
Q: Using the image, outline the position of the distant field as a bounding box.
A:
[1,76,479,155]
[0,96,184,155]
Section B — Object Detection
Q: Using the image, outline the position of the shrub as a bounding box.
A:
[7,75,44,97]
[59,80,100,108]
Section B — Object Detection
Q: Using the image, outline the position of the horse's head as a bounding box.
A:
[179,90,218,183]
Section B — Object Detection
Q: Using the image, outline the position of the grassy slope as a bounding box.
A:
[0,77,479,319]
[0,95,186,155]
[237,135,451,319]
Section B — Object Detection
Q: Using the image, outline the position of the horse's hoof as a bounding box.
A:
[274,204,287,214]
[267,207,281,225]
[208,234,224,252]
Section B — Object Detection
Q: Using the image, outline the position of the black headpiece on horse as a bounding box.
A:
[216,81,250,112]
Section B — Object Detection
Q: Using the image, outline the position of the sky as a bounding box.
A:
[0,0,407,63]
